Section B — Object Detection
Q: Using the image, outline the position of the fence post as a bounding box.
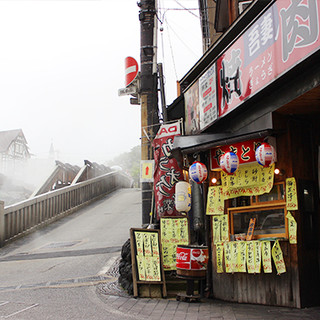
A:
[0,201,5,247]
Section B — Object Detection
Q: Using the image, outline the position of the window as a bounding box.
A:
[229,203,288,240]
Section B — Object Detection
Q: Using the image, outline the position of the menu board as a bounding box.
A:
[133,231,161,281]
[130,228,167,298]
[215,240,280,274]
[160,217,189,270]
[221,163,274,199]
[206,186,224,215]
[286,177,298,210]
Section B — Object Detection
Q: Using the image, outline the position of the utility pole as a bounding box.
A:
[138,0,159,226]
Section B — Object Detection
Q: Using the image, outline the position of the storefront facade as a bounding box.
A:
[168,0,320,308]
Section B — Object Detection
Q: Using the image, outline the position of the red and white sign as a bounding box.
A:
[153,122,183,220]
[176,246,209,270]
[210,138,264,170]
[217,0,320,117]
[125,56,139,87]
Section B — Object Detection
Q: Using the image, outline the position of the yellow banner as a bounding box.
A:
[272,240,286,274]
[224,242,233,273]
[206,186,224,215]
[231,242,238,272]
[221,163,274,199]
[286,212,297,244]
[246,241,255,274]
[150,232,160,256]
[254,241,262,273]
[136,255,146,280]
[220,215,229,242]
[261,241,272,273]
[286,177,298,210]
[216,242,224,273]
[237,241,247,273]
[135,232,144,256]
[143,233,152,256]
[160,218,189,270]
[212,216,221,244]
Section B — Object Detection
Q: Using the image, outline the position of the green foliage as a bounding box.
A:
[108,145,141,186]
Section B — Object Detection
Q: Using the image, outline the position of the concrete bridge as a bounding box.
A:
[0,163,133,247]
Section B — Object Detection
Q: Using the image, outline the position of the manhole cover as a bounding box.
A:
[41,240,82,249]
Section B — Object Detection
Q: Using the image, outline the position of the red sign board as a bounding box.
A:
[176,246,209,270]
[125,56,139,87]
[210,138,264,170]
[217,0,320,117]
[153,122,183,220]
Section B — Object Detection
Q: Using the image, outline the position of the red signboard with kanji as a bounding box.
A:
[210,138,264,170]
[153,122,184,220]
[217,0,320,117]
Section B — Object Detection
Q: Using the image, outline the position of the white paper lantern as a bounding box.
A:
[220,152,239,174]
[175,181,191,212]
[189,162,208,184]
[255,143,276,167]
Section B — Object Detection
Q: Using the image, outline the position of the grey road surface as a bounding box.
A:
[0,188,141,320]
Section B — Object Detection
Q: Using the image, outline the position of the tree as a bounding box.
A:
[108,145,141,186]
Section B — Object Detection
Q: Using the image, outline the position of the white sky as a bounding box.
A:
[0,0,202,166]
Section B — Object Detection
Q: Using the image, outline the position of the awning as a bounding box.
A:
[172,128,275,158]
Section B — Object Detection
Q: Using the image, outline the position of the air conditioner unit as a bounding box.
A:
[238,1,252,14]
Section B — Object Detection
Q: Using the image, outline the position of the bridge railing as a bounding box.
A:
[0,171,133,247]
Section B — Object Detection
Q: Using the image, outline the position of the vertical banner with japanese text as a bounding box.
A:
[153,122,184,220]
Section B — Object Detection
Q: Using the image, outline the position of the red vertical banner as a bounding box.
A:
[153,122,184,220]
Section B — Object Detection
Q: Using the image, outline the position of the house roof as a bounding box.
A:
[0,129,27,153]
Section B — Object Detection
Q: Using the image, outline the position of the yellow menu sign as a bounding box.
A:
[134,231,162,281]
[286,177,298,210]
[221,163,274,199]
[272,240,286,274]
[212,215,229,244]
[160,218,189,270]
[286,212,297,244]
[216,242,224,273]
[206,186,224,215]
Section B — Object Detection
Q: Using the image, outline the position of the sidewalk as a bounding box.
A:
[97,292,320,320]
[97,256,320,320]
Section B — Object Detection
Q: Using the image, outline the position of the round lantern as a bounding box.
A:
[175,181,191,213]
[220,152,239,174]
[189,161,208,184]
[255,143,276,167]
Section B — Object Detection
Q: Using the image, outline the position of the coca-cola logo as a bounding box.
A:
[192,249,201,258]
[176,252,189,261]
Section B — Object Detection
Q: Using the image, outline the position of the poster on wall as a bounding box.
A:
[184,64,218,134]
[217,0,320,117]
[153,121,184,220]
[199,64,218,130]
[184,81,200,135]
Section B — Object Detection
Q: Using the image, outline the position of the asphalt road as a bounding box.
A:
[0,188,141,320]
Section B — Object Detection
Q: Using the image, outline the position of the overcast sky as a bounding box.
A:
[0,0,202,166]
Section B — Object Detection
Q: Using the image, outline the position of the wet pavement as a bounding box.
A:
[97,257,320,320]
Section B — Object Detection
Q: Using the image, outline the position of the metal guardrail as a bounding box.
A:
[0,171,132,247]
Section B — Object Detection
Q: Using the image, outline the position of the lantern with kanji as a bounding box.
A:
[255,143,276,167]
[220,152,239,174]
[175,181,191,213]
[189,161,208,184]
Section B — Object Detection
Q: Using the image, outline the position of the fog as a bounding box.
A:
[0,1,202,167]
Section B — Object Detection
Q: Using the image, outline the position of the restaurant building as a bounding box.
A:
[167,0,320,308]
